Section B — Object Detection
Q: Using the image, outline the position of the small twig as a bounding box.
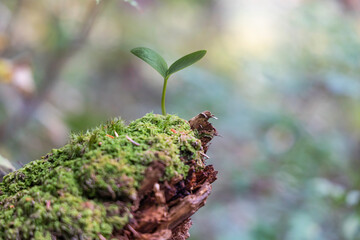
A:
[17,160,24,167]
[46,200,51,210]
[127,224,141,238]
[200,152,210,159]
[97,234,107,240]
[126,135,140,146]
[106,134,115,139]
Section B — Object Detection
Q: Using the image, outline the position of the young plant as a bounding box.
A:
[130,47,206,115]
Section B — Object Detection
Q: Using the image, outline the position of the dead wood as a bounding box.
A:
[114,111,218,240]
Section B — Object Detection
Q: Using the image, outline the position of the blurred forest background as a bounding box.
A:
[0,0,360,239]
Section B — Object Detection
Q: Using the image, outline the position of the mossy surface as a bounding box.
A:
[0,113,203,240]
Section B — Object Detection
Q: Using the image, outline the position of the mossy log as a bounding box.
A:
[0,111,218,240]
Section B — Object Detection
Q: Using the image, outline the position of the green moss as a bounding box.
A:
[0,113,203,239]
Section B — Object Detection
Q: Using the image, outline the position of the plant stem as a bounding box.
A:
[161,76,169,115]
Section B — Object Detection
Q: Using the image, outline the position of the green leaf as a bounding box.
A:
[167,50,206,77]
[131,47,168,78]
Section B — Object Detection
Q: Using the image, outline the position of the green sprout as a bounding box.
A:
[131,47,206,115]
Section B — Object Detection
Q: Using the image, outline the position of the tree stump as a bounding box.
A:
[0,111,218,240]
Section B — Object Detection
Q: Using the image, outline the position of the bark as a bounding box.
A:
[114,111,218,240]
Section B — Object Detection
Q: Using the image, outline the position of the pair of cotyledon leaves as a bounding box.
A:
[130,47,206,79]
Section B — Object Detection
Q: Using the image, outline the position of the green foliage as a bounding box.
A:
[131,47,168,78]
[2,0,360,239]
[0,113,204,239]
[167,50,207,77]
[130,47,206,115]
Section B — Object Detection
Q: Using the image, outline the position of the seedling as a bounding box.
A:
[131,47,206,115]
